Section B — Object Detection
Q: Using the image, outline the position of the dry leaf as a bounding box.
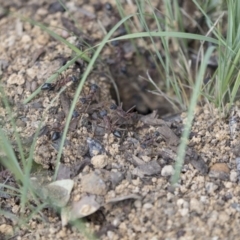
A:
[44,179,74,207]
[61,195,102,226]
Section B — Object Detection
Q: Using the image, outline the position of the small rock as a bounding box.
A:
[37,33,49,45]
[112,218,120,227]
[236,157,240,181]
[31,81,38,92]
[134,200,142,208]
[15,119,26,128]
[218,212,230,225]
[143,203,153,209]
[87,138,105,157]
[26,68,36,79]
[190,198,203,214]
[178,208,188,216]
[91,155,108,168]
[48,2,65,13]
[209,163,230,181]
[0,59,9,70]
[177,198,189,209]
[21,34,31,43]
[132,160,161,177]
[231,202,240,212]
[141,155,151,162]
[0,224,13,236]
[205,182,218,194]
[230,171,238,182]
[109,171,124,188]
[107,231,115,239]
[81,172,107,195]
[36,8,48,16]
[161,165,174,177]
[7,73,25,85]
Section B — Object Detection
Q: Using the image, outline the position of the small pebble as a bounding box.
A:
[143,203,153,209]
[7,73,25,85]
[81,172,107,195]
[0,224,13,236]
[87,138,105,157]
[48,2,65,13]
[190,198,203,214]
[91,155,108,168]
[161,165,174,177]
[231,203,240,212]
[205,182,218,194]
[31,81,37,92]
[230,171,238,182]
[15,119,26,128]
[209,163,230,181]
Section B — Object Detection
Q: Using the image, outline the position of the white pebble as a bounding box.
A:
[230,171,238,182]
[161,165,174,177]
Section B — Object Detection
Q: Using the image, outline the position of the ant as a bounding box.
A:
[41,75,78,91]
[79,83,99,104]
[109,103,137,125]
[91,109,119,138]
[79,84,100,114]
[140,131,160,149]
[97,109,124,139]
[41,83,55,91]
[43,112,79,142]
[35,124,62,142]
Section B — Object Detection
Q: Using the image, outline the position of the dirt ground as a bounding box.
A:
[1,1,240,240]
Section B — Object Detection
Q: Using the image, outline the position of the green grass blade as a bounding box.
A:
[171,46,215,185]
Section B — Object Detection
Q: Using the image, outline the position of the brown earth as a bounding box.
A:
[1,1,240,240]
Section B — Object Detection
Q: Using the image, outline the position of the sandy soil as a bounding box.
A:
[1,1,240,240]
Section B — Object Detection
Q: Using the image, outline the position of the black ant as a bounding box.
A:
[41,83,55,91]
[35,124,62,142]
[109,103,136,125]
[97,109,123,138]
[51,131,61,141]
[57,75,78,89]
[79,84,99,104]
[41,75,78,91]
[105,2,112,11]
[106,39,128,75]
[140,131,160,149]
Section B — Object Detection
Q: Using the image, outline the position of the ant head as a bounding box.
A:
[72,110,79,118]
[153,131,160,137]
[69,75,78,83]
[110,103,117,110]
[100,110,107,117]
[90,83,99,92]
[105,2,112,11]
[111,40,119,47]
[41,83,55,91]
[113,130,121,138]
[80,97,87,104]
[52,132,61,141]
